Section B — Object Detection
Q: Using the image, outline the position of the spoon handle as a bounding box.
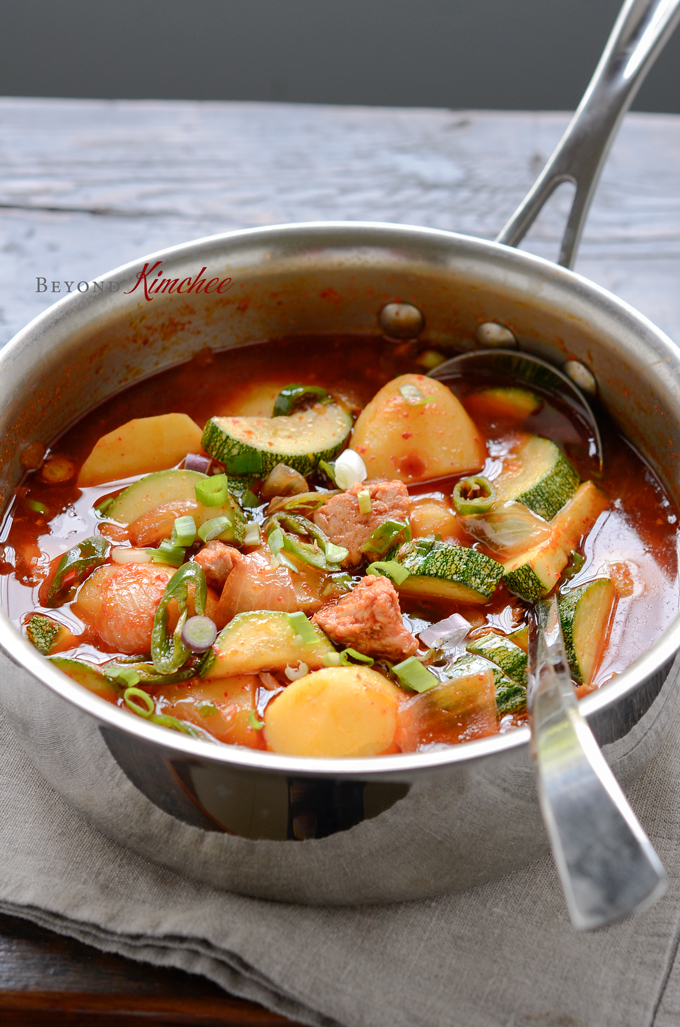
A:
[529,595,666,930]
[496,0,680,268]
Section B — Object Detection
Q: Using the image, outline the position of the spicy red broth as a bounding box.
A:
[1,335,677,756]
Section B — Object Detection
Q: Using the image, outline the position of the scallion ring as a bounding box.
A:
[198,516,233,543]
[123,686,155,717]
[195,474,229,507]
[452,475,496,515]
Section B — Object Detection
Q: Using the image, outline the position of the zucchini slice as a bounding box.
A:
[202,403,352,478]
[465,387,542,423]
[493,436,579,521]
[467,631,528,686]
[559,578,616,685]
[447,653,526,716]
[106,469,207,524]
[502,480,608,602]
[502,540,567,602]
[393,539,503,605]
[200,610,335,679]
[106,468,247,545]
[26,613,77,655]
[49,657,121,702]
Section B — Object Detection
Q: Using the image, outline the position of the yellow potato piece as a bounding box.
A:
[351,374,484,483]
[264,666,401,757]
[77,413,204,486]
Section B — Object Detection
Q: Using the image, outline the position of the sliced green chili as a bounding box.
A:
[267,512,348,570]
[452,475,496,515]
[148,712,202,737]
[272,382,329,417]
[105,659,197,686]
[365,560,410,586]
[318,460,337,485]
[195,474,229,507]
[46,535,109,607]
[151,562,207,675]
[340,648,375,666]
[361,519,408,556]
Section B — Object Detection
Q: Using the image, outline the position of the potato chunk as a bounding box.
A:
[264,666,401,757]
[77,413,204,486]
[351,374,484,484]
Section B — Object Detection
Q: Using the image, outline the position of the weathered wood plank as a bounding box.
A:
[0,100,678,347]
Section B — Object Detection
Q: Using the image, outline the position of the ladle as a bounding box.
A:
[429,349,604,471]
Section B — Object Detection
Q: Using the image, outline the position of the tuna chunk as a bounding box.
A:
[313,575,418,662]
[313,480,410,566]
[194,540,240,591]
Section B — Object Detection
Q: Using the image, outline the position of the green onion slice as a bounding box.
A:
[123,686,155,716]
[171,515,197,547]
[318,459,337,485]
[198,516,233,543]
[452,475,496,515]
[195,474,229,507]
[398,383,435,406]
[340,648,374,666]
[248,708,265,731]
[26,498,49,516]
[321,652,342,667]
[151,562,207,675]
[392,656,438,693]
[107,666,141,688]
[148,712,202,737]
[357,489,372,514]
[46,535,110,607]
[286,611,320,645]
[272,382,330,417]
[361,519,407,556]
[149,539,186,567]
[365,560,410,586]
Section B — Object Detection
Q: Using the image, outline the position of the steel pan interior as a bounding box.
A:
[1,222,679,903]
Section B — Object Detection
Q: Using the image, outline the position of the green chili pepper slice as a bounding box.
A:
[46,535,109,607]
[272,383,330,417]
[150,562,207,675]
[452,475,496,515]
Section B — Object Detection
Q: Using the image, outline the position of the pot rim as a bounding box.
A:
[1,219,679,778]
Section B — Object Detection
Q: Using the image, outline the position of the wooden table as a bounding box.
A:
[0,98,679,1024]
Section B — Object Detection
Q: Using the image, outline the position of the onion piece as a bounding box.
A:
[419,613,471,650]
[459,501,551,557]
[334,449,367,490]
[181,615,217,652]
[184,453,212,474]
[111,546,153,565]
[284,662,309,681]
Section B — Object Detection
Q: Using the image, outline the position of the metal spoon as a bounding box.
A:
[529,596,666,929]
[429,348,604,471]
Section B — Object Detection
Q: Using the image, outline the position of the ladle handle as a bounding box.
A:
[496,0,680,268]
[529,596,666,930]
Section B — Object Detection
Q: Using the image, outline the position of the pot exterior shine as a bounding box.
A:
[1,223,679,904]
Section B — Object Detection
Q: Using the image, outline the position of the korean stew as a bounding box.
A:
[1,335,677,757]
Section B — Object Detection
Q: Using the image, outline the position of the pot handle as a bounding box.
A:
[496,0,680,269]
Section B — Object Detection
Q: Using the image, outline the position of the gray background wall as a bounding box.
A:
[0,0,678,111]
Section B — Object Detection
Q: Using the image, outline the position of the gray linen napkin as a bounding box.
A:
[3,649,680,1027]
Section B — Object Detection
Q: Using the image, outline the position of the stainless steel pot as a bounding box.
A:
[1,0,680,904]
